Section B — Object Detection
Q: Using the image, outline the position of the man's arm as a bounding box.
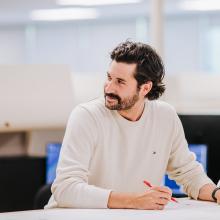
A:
[51,106,111,208]
[167,112,220,204]
[166,113,214,200]
[198,183,220,204]
[107,186,172,210]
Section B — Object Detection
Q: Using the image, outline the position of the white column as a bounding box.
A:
[149,0,164,57]
[25,25,36,63]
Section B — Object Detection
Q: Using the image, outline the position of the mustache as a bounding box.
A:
[105,93,121,101]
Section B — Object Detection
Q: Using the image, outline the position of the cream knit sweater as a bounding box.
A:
[46,97,213,209]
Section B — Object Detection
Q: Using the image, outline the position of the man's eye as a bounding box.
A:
[118,80,125,84]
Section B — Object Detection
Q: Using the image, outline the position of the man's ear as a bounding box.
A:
[140,81,153,97]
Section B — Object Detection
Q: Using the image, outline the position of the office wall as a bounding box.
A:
[0,26,26,64]
[165,15,200,74]
[33,20,137,73]
[0,15,219,75]
[0,19,137,74]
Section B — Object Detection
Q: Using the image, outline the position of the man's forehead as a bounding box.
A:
[108,61,137,79]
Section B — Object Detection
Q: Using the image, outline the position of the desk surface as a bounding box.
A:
[0,198,219,220]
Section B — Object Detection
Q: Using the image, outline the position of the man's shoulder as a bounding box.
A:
[152,100,175,110]
[79,97,106,112]
[75,97,109,119]
[68,97,108,125]
[150,100,177,117]
[149,100,179,129]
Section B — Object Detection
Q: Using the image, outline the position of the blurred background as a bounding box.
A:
[1,0,220,74]
[0,0,220,212]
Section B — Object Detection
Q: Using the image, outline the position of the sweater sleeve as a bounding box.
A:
[50,106,111,208]
[166,112,213,199]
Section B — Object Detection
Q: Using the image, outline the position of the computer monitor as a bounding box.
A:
[46,143,61,184]
[164,144,208,196]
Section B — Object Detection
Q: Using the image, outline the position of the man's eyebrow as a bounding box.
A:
[107,72,127,82]
[116,77,126,82]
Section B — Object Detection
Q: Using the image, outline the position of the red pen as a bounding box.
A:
[143,180,178,203]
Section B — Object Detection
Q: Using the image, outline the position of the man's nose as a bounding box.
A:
[105,81,116,93]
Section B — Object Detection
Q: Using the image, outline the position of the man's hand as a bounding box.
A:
[131,186,172,210]
[107,186,172,210]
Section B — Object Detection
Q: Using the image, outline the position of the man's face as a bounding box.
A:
[104,60,140,110]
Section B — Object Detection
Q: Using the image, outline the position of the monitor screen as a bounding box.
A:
[164,144,208,196]
[46,143,61,184]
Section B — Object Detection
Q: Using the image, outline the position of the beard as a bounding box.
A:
[104,91,139,110]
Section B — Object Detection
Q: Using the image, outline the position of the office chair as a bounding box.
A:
[33,184,52,209]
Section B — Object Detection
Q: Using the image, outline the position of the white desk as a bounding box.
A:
[0,198,219,220]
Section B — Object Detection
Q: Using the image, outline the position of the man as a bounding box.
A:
[46,41,220,210]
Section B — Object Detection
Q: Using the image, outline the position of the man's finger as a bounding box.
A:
[151,190,171,202]
[154,204,165,210]
[156,197,169,205]
[151,186,172,195]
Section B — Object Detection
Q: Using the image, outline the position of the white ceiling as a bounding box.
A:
[0,0,58,10]
[0,0,217,25]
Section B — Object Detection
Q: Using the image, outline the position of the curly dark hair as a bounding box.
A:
[110,41,165,100]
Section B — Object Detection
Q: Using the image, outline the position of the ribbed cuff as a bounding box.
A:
[89,187,112,208]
